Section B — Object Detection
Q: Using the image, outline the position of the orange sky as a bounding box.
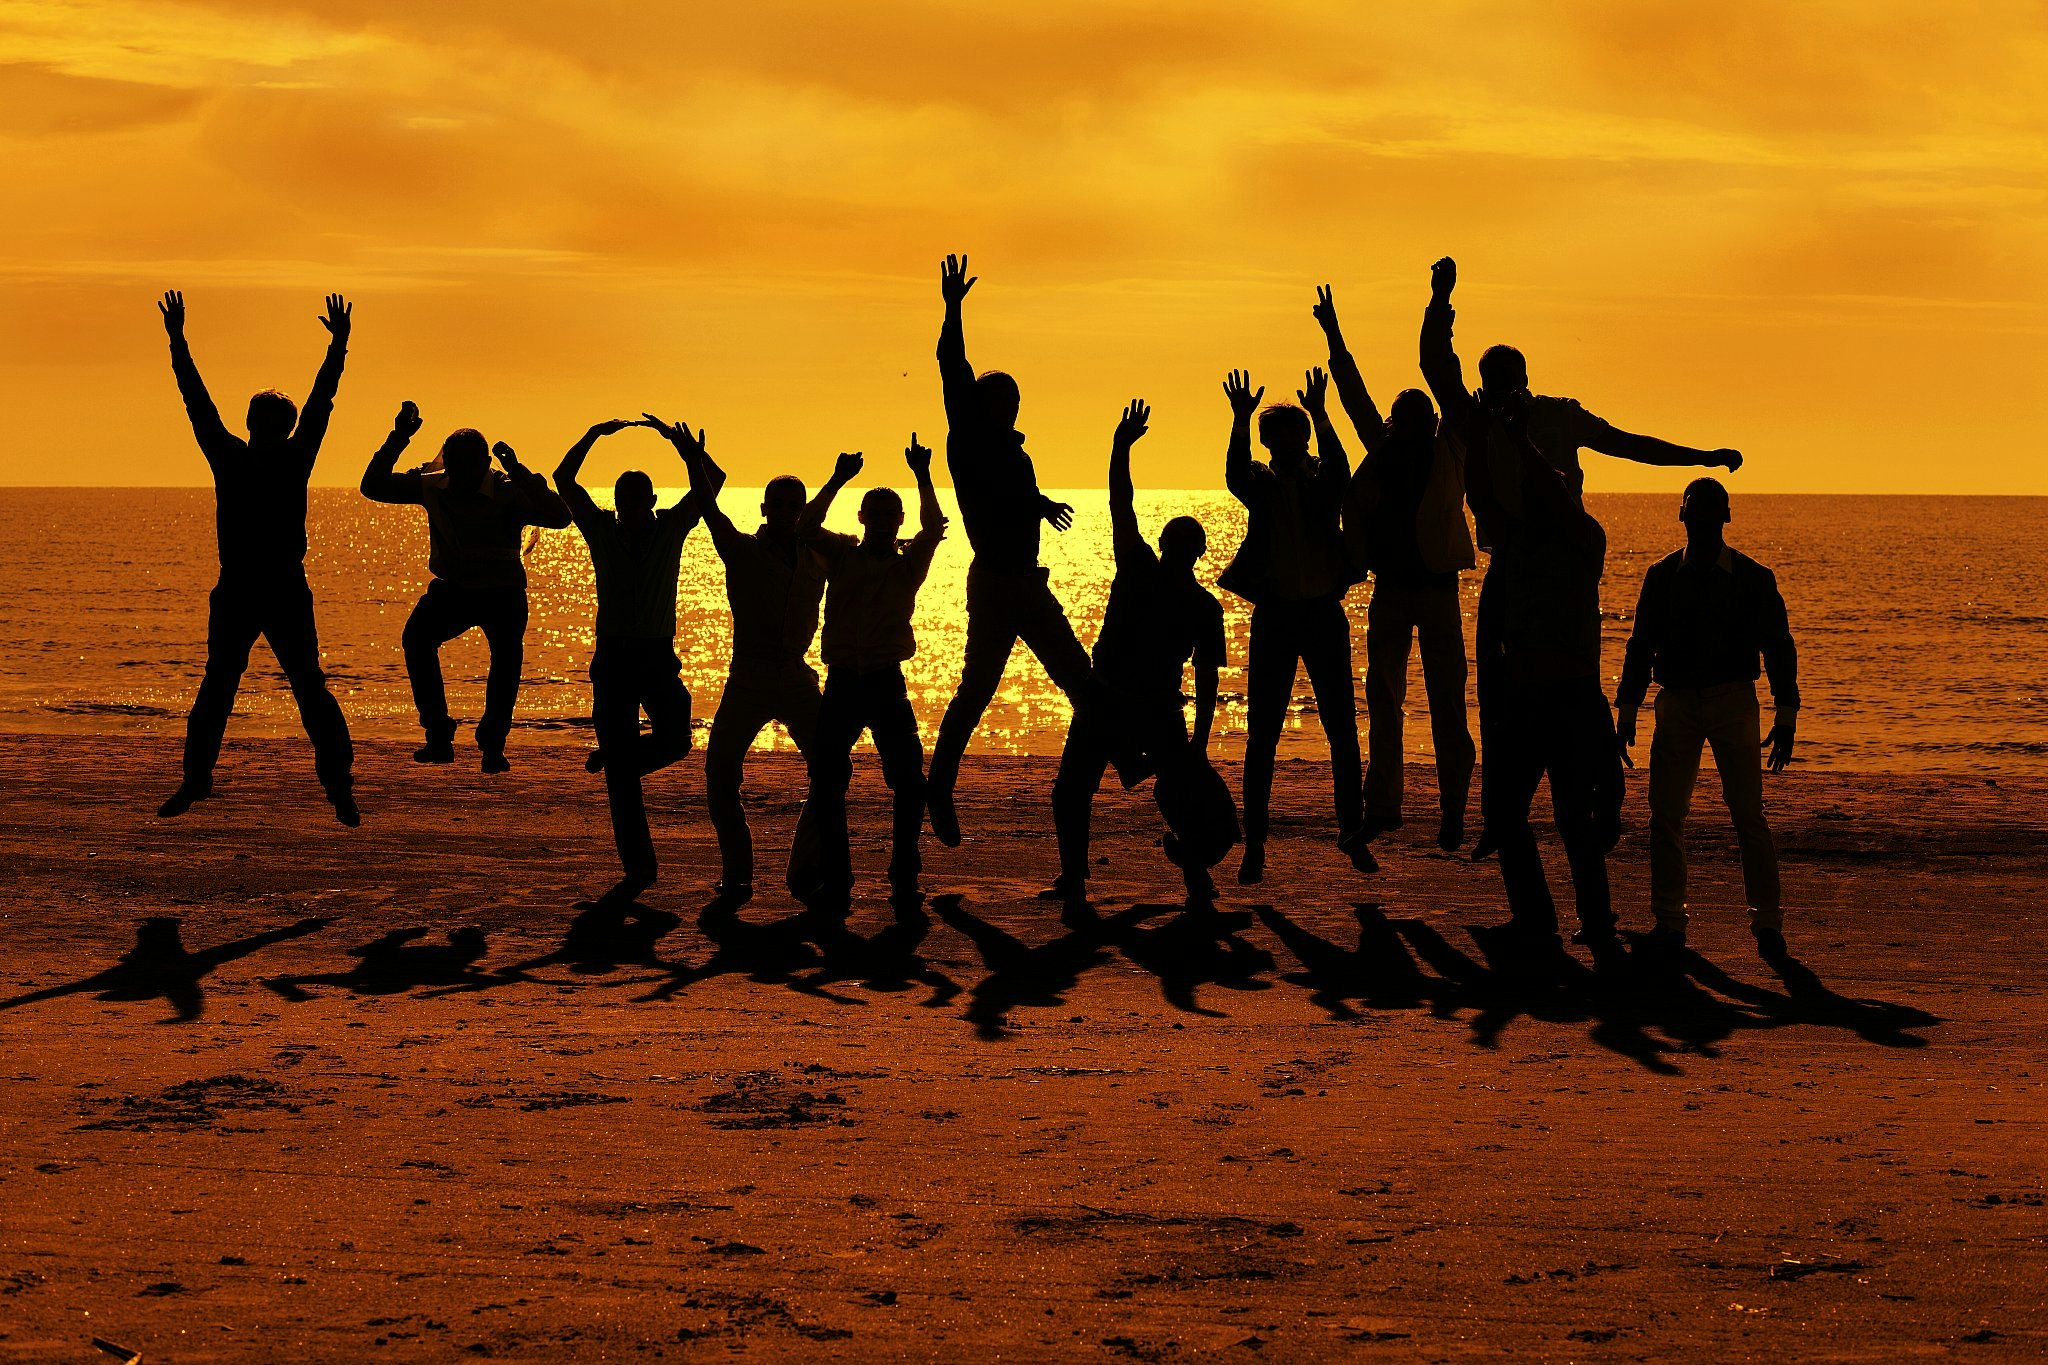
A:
[1,0,2043,493]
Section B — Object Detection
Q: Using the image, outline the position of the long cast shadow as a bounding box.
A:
[265,926,495,1000]
[1100,901,1275,1017]
[428,901,684,998]
[0,915,333,1023]
[796,892,963,1009]
[933,894,1159,1039]
[637,897,860,1005]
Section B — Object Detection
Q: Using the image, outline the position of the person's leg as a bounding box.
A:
[473,587,530,770]
[262,578,357,819]
[1415,581,1475,848]
[1703,686,1782,935]
[1545,682,1616,941]
[1301,594,1365,844]
[1014,571,1095,699]
[1361,585,1414,829]
[167,583,261,813]
[1646,687,1708,937]
[636,646,694,775]
[774,663,826,888]
[1050,699,1113,891]
[794,671,862,899]
[401,581,468,761]
[867,667,929,892]
[926,567,1019,843]
[705,671,775,891]
[1482,683,1557,938]
[1469,567,1503,860]
[1239,601,1297,882]
[591,642,655,894]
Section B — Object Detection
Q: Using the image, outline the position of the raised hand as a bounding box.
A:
[1298,366,1329,416]
[393,400,423,438]
[491,440,521,467]
[1312,284,1341,339]
[1043,498,1075,533]
[1114,398,1150,448]
[1615,709,1637,769]
[833,451,865,484]
[940,253,976,304]
[1223,369,1264,419]
[319,293,352,342]
[905,433,932,479]
[1714,448,1744,473]
[1430,256,1457,303]
[1764,721,1795,773]
[586,418,635,439]
[158,290,186,338]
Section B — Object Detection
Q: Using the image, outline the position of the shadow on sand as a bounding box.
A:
[0,914,333,1023]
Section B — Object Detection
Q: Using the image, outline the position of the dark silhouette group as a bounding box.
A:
[154,253,1799,966]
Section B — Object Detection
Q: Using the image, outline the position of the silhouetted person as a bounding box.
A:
[645,414,825,902]
[1219,366,1372,884]
[787,440,946,904]
[1314,284,1477,852]
[154,290,359,826]
[1617,479,1799,960]
[1047,400,1238,902]
[360,403,571,772]
[924,253,1091,847]
[556,419,704,904]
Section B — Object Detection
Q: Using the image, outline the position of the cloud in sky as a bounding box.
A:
[0,0,2043,491]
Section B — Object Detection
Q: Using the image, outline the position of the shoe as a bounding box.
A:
[157,778,213,819]
[927,784,961,848]
[713,879,754,906]
[1469,824,1497,862]
[600,869,656,906]
[327,785,362,828]
[1181,863,1219,903]
[585,748,606,773]
[1338,826,1381,875]
[1437,813,1464,853]
[480,749,510,774]
[1359,812,1403,839]
[414,739,455,765]
[1581,931,1629,975]
[1037,875,1088,902]
[1637,924,1687,965]
[1236,841,1265,885]
[1753,925,1789,961]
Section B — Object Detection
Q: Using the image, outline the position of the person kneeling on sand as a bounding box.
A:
[1616,478,1799,962]
[786,440,946,908]
[1046,399,1238,903]
[556,419,709,905]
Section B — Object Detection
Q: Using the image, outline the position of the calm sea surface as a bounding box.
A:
[0,490,2041,773]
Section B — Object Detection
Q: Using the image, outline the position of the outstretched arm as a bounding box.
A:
[554,419,635,526]
[1583,422,1743,473]
[1222,369,1264,505]
[908,435,944,541]
[492,440,572,529]
[937,252,979,428]
[799,451,865,541]
[290,293,352,464]
[1299,366,1351,492]
[1108,399,1149,565]
[643,414,737,551]
[1419,257,1476,425]
[158,290,233,462]
[1313,285,1384,456]
[360,401,426,503]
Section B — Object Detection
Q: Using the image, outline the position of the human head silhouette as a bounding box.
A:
[615,470,656,525]
[977,370,1021,430]
[1478,344,1529,397]
[761,475,807,536]
[1387,388,1439,444]
[859,486,905,540]
[1680,477,1731,530]
[1159,515,1206,571]
[246,390,299,444]
[440,429,490,487]
[1257,404,1312,460]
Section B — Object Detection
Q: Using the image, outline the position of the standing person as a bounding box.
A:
[154,290,359,826]
[1616,479,1799,960]
[642,415,826,904]
[923,253,1091,847]
[1047,401,1237,902]
[1218,366,1372,884]
[555,420,703,904]
[1312,283,1477,852]
[360,405,571,773]
[787,440,946,906]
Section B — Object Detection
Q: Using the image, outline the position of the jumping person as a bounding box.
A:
[360,406,571,772]
[1219,366,1372,884]
[555,419,704,904]
[1047,400,1237,902]
[1617,479,1799,960]
[787,440,946,906]
[1313,284,1477,852]
[154,290,359,826]
[643,415,826,903]
[923,253,1091,848]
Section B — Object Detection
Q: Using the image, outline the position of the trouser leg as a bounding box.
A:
[401,582,467,743]
[928,571,1018,794]
[1362,587,1415,823]
[1647,688,1707,933]
[1300,596,1363,835]
[1546,682,1615,938]
[798,673,864,895]
[1052,702,1114,882]
[706,673,775,886]
[264,579,354,790]
[591,644,655,880]
[636,647,693,775]
[182,584,260,782]
[1241,603,1298,845]
[1705,687,1781,930]
[777,665,826,883]
[474,589,529,755]
[1483,687,1557,936]
[1014,574,1094,699]
[866,668,928,886]
[1415,581,1475,822]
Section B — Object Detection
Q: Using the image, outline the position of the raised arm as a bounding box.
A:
[1108,399,1149,565]
[1298,366,1351,493]
[1583,421,1743,473]
[799,451,865,541]
[360,401,425,504]
[1222,369,1264,506]
[907,435,944,541]
[1758,569,1800,772]
[158,290,233,461]
[554,419,634,526]
[289,293,352,463]
[642,414,737,550]
[1419,257,1477,426]
[1312,285,1384,457]
[937,253,979,427]
[491,439,572,529]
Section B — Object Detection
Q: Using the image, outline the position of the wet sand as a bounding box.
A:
[0,734,2043,1362]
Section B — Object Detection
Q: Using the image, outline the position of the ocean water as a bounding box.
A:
[1,489,2042,773]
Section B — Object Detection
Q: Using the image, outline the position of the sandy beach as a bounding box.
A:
[1,733,2043,1362]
